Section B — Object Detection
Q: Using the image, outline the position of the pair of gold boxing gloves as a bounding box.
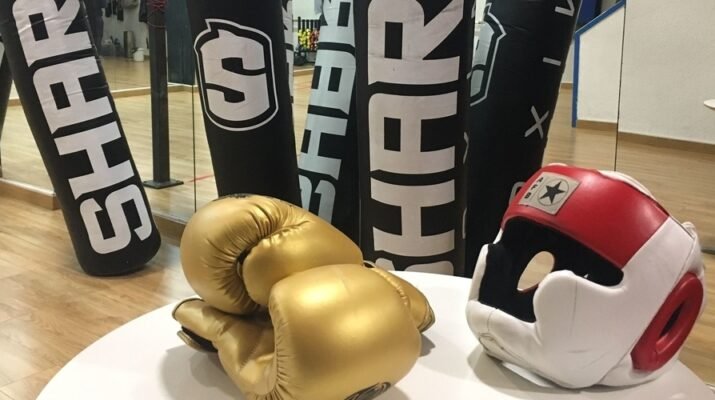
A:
[172,195,435,400]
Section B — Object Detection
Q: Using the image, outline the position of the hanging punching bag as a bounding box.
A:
[0,0,161,276]
[298,0,360,242]
[355,0,475,275]
[465,0,581,276]
[0,50,13,158]
[283,0,294,101]
[187,0,300,204]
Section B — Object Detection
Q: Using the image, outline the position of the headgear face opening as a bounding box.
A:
[466,165,706,388]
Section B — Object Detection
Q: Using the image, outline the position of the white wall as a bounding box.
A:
[601,0,619,12]
[562,45,574,84]
[103,7,148,53]
[576,6,624,123]
[294,0,320,19]
[619,0,715,144]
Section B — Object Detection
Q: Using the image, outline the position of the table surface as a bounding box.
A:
[38,272,715,400]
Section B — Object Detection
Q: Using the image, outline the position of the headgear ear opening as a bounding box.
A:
[631,272,704,372]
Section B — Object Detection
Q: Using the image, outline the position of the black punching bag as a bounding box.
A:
[187,0,300,204]
[0,50,12,153]
[465,0,581,276]
[283,0,294,101]
[298,0,360,242]
[355,0,474,276]
[0,0,161,276]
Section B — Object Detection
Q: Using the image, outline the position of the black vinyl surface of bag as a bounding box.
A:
[355,0,475,276]
[298,0,360,242]
[0,50,12,146]
[465,0,581,276]
[0,0,161,276]
[283,0,294,101]
[187,0,300,204]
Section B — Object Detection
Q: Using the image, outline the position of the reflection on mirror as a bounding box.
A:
[96,0,196,221]
[0,0,199,223]
[611,0,715,384]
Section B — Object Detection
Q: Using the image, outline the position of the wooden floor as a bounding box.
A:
[99,56,153,90]
[0,196,194,400]
[0,67,715,398]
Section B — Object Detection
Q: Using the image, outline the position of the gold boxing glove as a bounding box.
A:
[368,266,435,332]
[180,195,363,314]
[173,264,430,400]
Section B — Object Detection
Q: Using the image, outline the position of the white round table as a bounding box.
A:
[38,272,714,400]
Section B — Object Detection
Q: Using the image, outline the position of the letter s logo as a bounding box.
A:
[194,19,278,131]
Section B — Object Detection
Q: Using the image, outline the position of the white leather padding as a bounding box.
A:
[466,218,702,388]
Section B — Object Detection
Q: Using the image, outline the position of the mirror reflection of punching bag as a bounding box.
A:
[187,0,300,204]
[355,0,475,276]
[298,0,360,242]
[465,0,581,277]
[0,0,161,276]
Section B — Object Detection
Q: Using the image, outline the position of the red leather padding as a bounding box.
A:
[630,273,704,372]
[503,165,670,269]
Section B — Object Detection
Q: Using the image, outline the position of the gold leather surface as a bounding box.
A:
[180,195,364,314]
[369,268,436,332]
[174,265,423,400]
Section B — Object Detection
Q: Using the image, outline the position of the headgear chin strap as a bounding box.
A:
[466,165,706,388]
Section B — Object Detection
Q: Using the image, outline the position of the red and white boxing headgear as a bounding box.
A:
[465,165,706,388]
